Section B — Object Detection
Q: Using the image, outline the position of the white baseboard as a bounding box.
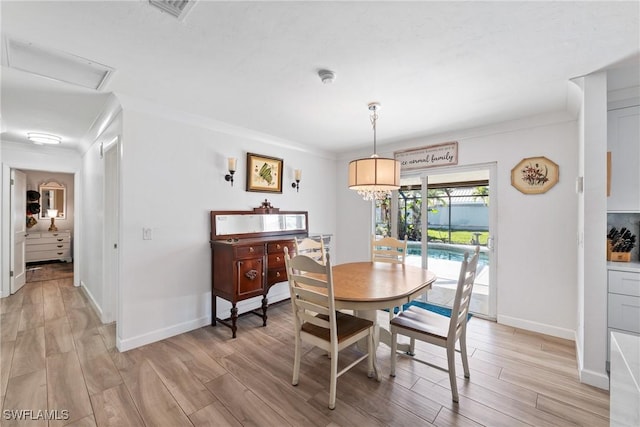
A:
[117,287,291,352]
[117,315,210,352]
[579,368,610,390]
[80,280,104,322]
[497,314,575,340]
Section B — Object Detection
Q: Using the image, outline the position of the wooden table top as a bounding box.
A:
[330,262,437,303]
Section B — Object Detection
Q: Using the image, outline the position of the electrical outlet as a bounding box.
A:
[143,228,152,240]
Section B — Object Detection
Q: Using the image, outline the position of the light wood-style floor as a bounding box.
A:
[1,264,609,426]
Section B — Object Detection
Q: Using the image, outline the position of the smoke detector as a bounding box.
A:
[318,69,336,84]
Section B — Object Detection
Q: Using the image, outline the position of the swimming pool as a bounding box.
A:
[407,243,489,266]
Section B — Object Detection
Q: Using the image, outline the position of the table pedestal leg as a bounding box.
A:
[354,309,415,354]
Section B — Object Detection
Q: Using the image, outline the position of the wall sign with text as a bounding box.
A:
[395,142,458,171]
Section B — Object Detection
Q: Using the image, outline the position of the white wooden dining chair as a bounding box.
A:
[371,235,408,264]
[371,235,410,323]
[390,246,480,403]
[294,235,326,264]
[284,247,380,410]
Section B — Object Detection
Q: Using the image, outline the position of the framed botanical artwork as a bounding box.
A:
[511,156,559,194]
[246,153,283,193]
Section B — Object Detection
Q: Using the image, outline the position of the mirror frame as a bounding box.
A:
[210,210,308,240]
[38,181,66,219]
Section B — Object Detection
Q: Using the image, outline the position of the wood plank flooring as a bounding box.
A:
[1,263,609,426]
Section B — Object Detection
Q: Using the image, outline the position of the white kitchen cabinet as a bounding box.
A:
[607,105,640,212]
[610,331,640,427]
[25,230,72,263]
[607,264,640,370]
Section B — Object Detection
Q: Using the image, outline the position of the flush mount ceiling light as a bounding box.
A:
[4,38,114,90]
[27,133,61,145]
[348,103,401,201]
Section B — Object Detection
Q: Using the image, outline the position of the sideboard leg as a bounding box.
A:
[261,296,268,326]
[230,303,238,338]
[212,295,217,326]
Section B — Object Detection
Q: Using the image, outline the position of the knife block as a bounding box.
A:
[610,252,631,262]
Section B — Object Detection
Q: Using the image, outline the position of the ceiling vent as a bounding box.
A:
[149,0,196,20]
[3,38,114,90]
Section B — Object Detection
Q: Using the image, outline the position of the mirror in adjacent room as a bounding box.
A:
[38,181,66,219]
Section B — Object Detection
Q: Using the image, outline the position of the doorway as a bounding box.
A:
[7,168,76,292]
[380,163,497,318]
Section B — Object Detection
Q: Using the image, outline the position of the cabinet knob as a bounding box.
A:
[276,256,281,262]
[276,271,281,277]
[57,239,63,242]
[57,245,63,248]
[249,247,254,253]
[276,244,281,249]
[57,252,63,255]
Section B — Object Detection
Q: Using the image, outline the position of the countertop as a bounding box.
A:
[608,260,640,273]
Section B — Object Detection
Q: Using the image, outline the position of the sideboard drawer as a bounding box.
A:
[235,245,265,259]
[267,267,287,285]
[609,270,640,297]
[268,252,286,268]
[608,293,640,333]
[267,241,295,254]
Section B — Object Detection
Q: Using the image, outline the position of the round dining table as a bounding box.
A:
[328,261,437,350]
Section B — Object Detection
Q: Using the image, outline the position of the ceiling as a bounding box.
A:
[1,1,639,155]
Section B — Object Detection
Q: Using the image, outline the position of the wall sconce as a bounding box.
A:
[291,169,301,192]
[225,157,237,186]
[47,209,58,232]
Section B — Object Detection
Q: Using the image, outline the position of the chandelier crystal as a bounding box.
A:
[348,103,400,201]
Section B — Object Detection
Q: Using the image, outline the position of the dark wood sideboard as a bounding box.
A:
[210,209,308,338]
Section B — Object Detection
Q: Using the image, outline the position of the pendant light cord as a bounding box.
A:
[370,104,379,157]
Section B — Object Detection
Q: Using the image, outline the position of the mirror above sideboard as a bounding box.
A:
[38,181,66,219]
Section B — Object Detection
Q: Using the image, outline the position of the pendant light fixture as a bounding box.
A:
[348,103,400,201]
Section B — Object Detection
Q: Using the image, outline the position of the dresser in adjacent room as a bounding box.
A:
[210,209,308,338]
[25,230,72,263]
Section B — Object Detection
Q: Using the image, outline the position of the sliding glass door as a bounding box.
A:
[379,164,496,318]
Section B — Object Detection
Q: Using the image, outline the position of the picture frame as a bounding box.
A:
[246,153,283,193]
[511,156,559,194]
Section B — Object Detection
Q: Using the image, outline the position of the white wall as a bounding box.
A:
[336,113,579,338]
[78,110,122,322]
[575,72,610,389]
[115,100,337,350]
[1,142,82,296]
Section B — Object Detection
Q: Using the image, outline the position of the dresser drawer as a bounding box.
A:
[235,244,265,258]
[26,249,71,262]
[609,270,640,297]
[608,293,640,333]
[26,242,70,252]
